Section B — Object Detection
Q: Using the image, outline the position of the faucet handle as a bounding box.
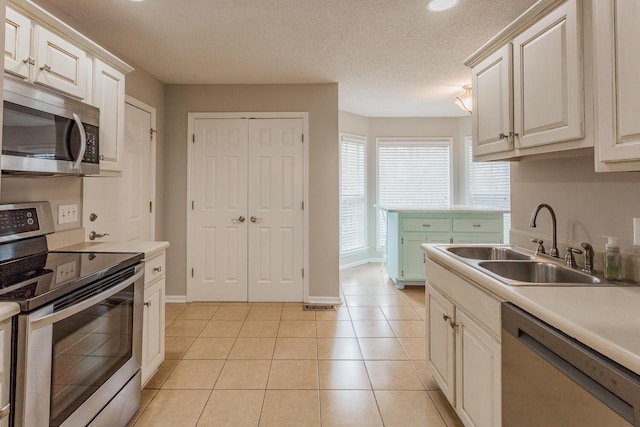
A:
[531,238,545,255]
[581,242,594,274]
[564,247,583,268]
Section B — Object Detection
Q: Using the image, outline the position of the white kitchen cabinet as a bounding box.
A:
[593,0,640,172]
[93,59,125,171]
[4,7,31,79]
[468,0,589,161]
[426,258,502,427]
[32,24,87,99]
[141,251,166,387]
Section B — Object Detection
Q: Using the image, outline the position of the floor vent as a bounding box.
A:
[303,304,337,311]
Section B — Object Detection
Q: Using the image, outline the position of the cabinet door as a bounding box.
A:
[93,59,125,171]
[33,25,87,99]
[513,0,583,149]
[593,0,640,170]
[472,44,512,157]
[456,310,501,427]
[401,233,426,280]
[5,7,31,79]
[0,318,11,427]
[142,277,165,386]
[427,285,456,404]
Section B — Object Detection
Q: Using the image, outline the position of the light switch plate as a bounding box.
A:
[58,204,78,224]
[634,217,640,246]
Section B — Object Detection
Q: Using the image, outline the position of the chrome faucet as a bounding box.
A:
[529,204,559,257]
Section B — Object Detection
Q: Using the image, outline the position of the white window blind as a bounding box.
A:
[377,139,452,248]
[340,134,367,254]
[465,137,511,242]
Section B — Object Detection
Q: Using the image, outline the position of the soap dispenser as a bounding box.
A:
[602,235,621,281]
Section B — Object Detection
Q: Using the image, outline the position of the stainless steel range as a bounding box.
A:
[0,202,144,427]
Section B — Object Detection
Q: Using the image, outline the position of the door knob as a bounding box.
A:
[250,216,263,223]
[232,216,246,223]
[89,231,110,241]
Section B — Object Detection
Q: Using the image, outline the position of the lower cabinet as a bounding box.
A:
[426,258,502,427]
[141,251,166,387]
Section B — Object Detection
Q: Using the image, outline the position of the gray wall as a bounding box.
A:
[164,83,340,299]
[510,152,640,281]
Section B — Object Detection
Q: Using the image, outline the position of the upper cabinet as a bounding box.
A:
[4,1,133,172]
[467,0,591,162]
[592,1,640,172]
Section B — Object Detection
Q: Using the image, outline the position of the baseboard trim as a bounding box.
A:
[165,295,187,303]
[308,296,343,305]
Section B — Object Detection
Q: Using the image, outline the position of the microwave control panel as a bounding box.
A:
[83,125,99,164]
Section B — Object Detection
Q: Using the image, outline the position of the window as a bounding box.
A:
[465,137,511,243]
[340,134,367,254]
[377,138,452,248]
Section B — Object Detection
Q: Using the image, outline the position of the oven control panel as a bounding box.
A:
[0,208,39,236]
[0,202,54,243]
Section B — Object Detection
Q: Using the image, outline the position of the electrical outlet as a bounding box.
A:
[634,217,640,246]
[55,261,77,284]
[58,204,78,224]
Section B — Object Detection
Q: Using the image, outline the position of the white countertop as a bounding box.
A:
[59,241,169,258]
[0,302,20,321]
[423,243,640,376]
[376,204,508,213]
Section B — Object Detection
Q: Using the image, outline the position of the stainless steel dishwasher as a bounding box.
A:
[502,303,640,427]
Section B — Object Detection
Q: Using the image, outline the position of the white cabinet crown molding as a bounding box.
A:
[464,0,572,68]
[8,0,134,74]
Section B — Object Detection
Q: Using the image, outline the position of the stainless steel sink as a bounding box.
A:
[478,261,601,285]
[447,246,533,261]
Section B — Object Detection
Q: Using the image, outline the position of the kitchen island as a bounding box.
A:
[378,205,506,288]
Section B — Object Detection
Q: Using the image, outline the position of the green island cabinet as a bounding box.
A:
[381,207,505,289]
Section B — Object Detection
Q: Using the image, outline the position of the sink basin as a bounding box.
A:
[478,261,601,285]
[447,246,533,261]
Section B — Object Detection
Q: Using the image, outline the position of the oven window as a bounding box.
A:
[49,283,134,426]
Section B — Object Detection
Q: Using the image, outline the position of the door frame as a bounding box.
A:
[186,112,310,302]
[125,95,157,240]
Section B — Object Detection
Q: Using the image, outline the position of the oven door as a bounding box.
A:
[14,265,143,427]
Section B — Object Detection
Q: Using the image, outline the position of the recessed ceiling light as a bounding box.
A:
[427,0,460,12]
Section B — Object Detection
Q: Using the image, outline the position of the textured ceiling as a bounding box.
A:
[32,0,537,117]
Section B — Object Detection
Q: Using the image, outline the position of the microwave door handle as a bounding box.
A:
[72,113,87,170]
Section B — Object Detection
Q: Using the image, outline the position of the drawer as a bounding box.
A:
[403,218,450,232]
[452,218,502,233]
[144,252,166,285]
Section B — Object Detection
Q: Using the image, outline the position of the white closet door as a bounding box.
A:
[123,102,152,241]
[247,119,304,302]
[190,118,249,301]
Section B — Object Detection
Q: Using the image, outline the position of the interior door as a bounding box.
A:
[188,116,305,302]
[247,118,304,301]
[123,102,152,241]
[190,118,249,301]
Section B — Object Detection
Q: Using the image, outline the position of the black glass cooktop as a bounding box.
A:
[0,251,143,311]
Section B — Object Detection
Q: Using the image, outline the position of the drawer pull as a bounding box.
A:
[472,224,482,228]
[422,224,431,228]
[144,301,151,307]
[153,266,162,273]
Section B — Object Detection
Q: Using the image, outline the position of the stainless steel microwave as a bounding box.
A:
[2,75,100,175]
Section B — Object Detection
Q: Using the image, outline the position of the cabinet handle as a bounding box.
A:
[153,266,162,273]
[422,224,431,227]
[40,64,51,72]
[442,314,451,322]
[144,301,151,307]
[22,56,35,65]
[499,133,508,140]
[449,320,459,329]
[472,224,481,228]
[509,131,519,138]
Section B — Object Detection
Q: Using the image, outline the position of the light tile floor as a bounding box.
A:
[128,263,464,427]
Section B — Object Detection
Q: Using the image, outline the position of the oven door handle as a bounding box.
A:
[30,266,144,330]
